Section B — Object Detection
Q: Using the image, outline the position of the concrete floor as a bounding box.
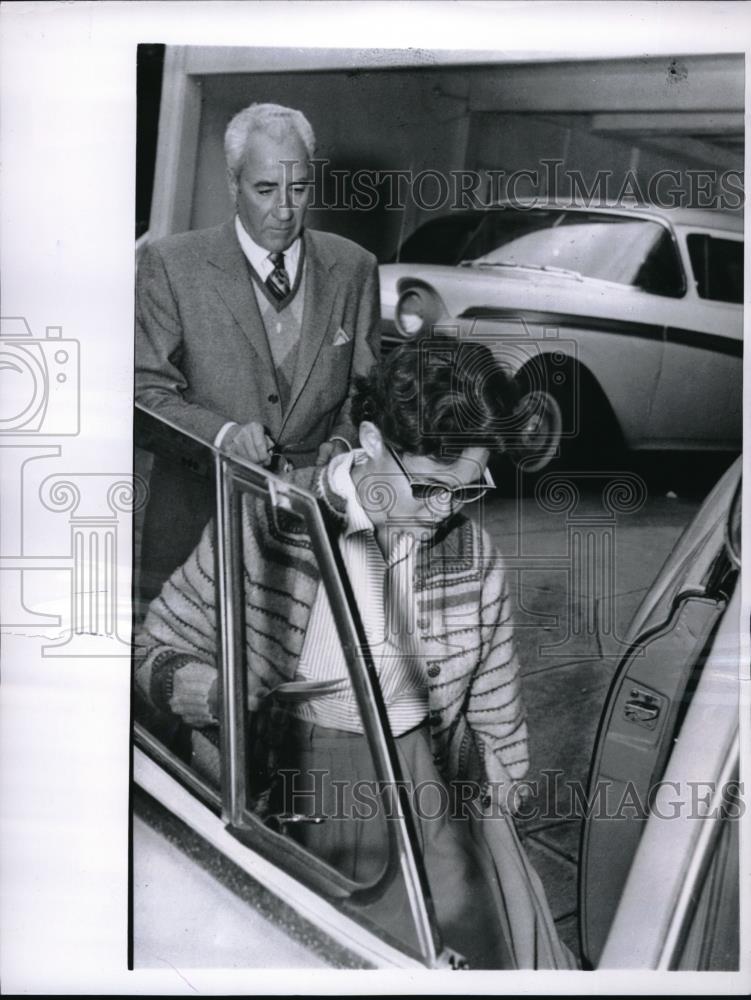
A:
[477,453,734,960]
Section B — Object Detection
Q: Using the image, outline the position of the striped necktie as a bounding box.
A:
[266,251,291,301]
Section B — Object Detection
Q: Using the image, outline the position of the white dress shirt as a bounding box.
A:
[234,214,302,285]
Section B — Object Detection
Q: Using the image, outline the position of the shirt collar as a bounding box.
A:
[327,448,375,538]
[234,214,302,283]
[326,450,431,561]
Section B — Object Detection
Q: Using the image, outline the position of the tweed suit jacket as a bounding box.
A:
[136,220,381,463]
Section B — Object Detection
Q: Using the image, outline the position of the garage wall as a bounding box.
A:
[190,68,474,259]
[150,51,744,258]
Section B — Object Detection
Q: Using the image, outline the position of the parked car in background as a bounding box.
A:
[379,203,743,476]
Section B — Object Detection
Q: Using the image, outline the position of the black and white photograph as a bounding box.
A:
[1,1,749,993]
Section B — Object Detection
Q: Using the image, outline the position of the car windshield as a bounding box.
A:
[393,209,684,294]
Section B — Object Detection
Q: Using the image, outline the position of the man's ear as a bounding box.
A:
[227,168,238,202]
[358,421,385,461]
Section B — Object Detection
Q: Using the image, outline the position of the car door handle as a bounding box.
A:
[264,812,326,834]
[624,696,660,724]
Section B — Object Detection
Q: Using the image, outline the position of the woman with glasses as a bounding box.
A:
[136,337,573,969]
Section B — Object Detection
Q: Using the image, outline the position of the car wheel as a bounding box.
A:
[514,387,565,474]
[500,362,622,490]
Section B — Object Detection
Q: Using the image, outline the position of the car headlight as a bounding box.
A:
[394,286,445,338]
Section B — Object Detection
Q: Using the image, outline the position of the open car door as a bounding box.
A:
[132,403,454,967]
[134,403,565,969]
[578,462,741,969]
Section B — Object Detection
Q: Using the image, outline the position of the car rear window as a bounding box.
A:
[392,213,488,264]
[393,209,685,296]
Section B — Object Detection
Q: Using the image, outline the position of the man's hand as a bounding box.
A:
[169,661,219,727]
[223,421,275,466]
[316,437,351,466]
[247,685,271,712]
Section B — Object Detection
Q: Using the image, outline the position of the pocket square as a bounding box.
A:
[333,327,351,346]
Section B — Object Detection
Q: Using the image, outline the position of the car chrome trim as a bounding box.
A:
[215,456,250,827]
[724,477,742,570]
[659,736,740,970]
[134,722,222,813]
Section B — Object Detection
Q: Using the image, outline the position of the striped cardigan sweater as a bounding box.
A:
[135,463,529,792]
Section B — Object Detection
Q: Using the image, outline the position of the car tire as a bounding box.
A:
[514,387,566,475]
[499,362,622,491]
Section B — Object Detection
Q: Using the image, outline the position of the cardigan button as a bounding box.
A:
[427,665,440,678]
[268,393,279,404]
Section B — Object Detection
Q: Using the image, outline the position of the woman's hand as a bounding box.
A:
[169,661,218,727]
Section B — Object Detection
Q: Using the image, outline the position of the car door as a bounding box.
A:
[132,404,476,968]
[578,463,741,969]
[645,227,743,449]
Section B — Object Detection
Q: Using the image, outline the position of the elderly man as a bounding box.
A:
[136,102,380,593]
[136,339,572,969]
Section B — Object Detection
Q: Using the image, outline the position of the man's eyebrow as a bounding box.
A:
[252,178,313,188]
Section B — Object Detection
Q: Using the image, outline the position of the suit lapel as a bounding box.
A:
[281,230,338,434]
[206,220,278,379]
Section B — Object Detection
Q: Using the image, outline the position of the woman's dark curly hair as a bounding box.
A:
[351,336,521,462]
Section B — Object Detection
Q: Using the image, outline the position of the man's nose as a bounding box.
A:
[274,191,295,219]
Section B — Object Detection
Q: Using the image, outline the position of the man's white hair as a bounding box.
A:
[224,103,316,199]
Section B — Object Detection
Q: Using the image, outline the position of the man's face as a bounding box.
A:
[360,446,492,531]
[235,129,312,253]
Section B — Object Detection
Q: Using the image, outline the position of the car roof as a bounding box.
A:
[423,201,744,235]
